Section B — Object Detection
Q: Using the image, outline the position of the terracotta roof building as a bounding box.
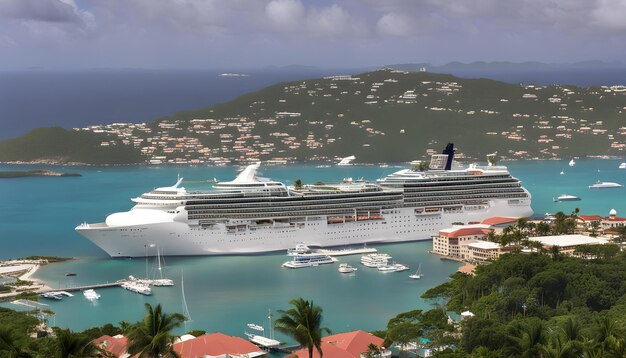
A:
[291,330,391,358]
[433,224,492,258]
[93,335,129,358]
[173,332,266,358]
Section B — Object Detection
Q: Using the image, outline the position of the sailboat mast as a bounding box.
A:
[181,270,192,332]
[268,309,273,340]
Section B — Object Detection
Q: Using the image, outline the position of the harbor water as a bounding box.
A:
[1,160,625,338]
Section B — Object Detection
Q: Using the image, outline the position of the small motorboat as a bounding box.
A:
[589,181,623,189]
[247,323,264,331]
[619,163,626,169]
[569,159,576,167]
[553,194,581,202]
[65,272,77,277]
[338,263,357,273]
[83,289,101,300]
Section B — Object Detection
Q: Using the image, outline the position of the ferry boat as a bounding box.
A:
[588,181,623,189]
[282,253,337,268]
[553,194,581,202]
[75,143,533,257]
[361,253,392,268]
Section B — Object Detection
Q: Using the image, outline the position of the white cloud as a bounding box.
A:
[265,0,305,31]
[376,13,414,37]
[591,0,626,31]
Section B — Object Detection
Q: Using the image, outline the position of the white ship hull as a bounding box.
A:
[77,198,532,257]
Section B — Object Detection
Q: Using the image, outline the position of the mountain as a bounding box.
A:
[1,69,625,165]
[388,61,625,72]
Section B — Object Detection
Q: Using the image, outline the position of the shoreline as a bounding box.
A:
[0,262,58,300]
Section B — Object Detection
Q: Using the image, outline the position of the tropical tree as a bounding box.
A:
[589,221,600,237]
[614,226,626,244]
[294,179,303,189]
[503,320,549,358]
[0,328,29,358]
[55,328,102,358]
[535,222,551,236]
[364,343,382,358]
[274,298,331,358]
[126,303,185,358]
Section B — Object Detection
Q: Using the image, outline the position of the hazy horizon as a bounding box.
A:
[1,0,625,70]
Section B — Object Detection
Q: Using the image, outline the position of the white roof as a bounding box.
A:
[461,311,474,317]
[464,240,500,250]
[439,224,490,234]
[529,234,609,247]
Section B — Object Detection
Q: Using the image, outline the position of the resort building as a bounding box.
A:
[459,240,508,263]
[173,332,267,358]
[528,235,609,256]
[432,225,492,258]
[576,209,626,232]
[93,335,129,358]
[291,330,391,358]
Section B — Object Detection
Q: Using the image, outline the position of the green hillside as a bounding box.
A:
[1,70,625,164]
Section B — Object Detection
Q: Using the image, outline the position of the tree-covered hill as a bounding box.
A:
[1,69,625,164]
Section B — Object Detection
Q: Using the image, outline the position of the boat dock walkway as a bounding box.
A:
[40,281,124,294]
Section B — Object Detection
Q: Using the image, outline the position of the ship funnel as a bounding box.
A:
[428,143,455,170]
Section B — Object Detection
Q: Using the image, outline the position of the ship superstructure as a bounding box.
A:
[76,144,532,257]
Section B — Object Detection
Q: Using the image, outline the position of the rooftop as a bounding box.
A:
[291,330,386,358]
[173,332,266,358]
[462,240,501,250]
[480,216,520,226]
[529,234,609,247]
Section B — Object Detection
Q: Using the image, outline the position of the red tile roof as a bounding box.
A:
[291,330,384,358]
[93,335,128,357]
[480,217,519,226]
[173,332,263,358]
[441,228,492,239]
[577,215,603,221]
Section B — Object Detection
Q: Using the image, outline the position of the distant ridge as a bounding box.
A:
[388,60,625,73]
[1,69,625,165]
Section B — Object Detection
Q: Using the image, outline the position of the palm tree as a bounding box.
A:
[275,298,331,358]
[55,329,102,358]
[126,303,185,358]
[0,328,29,358]
[536,222,551,236]
[504,320,549,358]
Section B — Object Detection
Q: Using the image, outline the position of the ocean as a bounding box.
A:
[1,160,625,337]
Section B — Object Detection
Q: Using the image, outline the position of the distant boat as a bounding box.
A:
[409,264,423,279]
[554,194,581,202]
[569,159,576,167]
[337,155,356,166]
[619,163,626,169]
[247,323,264,331]
[377,262,409,272]
[589,181,623,189]
[338,263,357,273]
[560,170,564,175]
[65,272,77,277]
[83,289,100,300]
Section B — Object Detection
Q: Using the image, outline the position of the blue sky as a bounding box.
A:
[1,0,625,69]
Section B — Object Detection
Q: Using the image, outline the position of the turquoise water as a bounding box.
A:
[1,160,625,337]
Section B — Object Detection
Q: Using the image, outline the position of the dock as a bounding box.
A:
[40,281,123,294]
[314,247,377,256]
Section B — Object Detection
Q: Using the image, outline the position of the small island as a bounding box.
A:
[0,170,81,179]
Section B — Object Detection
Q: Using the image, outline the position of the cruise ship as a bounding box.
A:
[76,144,532,257]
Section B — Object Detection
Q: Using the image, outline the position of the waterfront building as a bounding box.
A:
[432,225,492,257]
[459,240,510,263]
[290,330,391,358]
[576,209,626,233]
[528,235,609,256]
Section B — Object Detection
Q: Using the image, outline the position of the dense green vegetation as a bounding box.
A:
[0,127,143,164]
[417,250,626,356]
[1,70,625,164]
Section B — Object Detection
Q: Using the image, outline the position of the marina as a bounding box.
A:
[1,160,626,336]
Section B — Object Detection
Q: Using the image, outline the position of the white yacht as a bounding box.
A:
[75,144,533,257]
[377,263,409,272]
[361,253,392,268]
[121,281,152,295]
[337,155,356,166]
[589,181,623,189]
[282,253,337,268]
[553,194,581,202]
[619,163,626,169]
[338,263,357,273]
[569,159,576,167]
[83,289,100,300]
[287,243,312,256]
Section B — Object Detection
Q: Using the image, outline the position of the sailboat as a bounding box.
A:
[560,170,564,175]
[568,159,575,167]
[152,246,174,286]
[245,309,280,349]
[181,270,192,332]
[409,264,423,280]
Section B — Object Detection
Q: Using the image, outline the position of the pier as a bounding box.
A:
[40,281,124,294]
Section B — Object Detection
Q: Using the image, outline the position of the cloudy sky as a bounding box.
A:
[1,0,625,69]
